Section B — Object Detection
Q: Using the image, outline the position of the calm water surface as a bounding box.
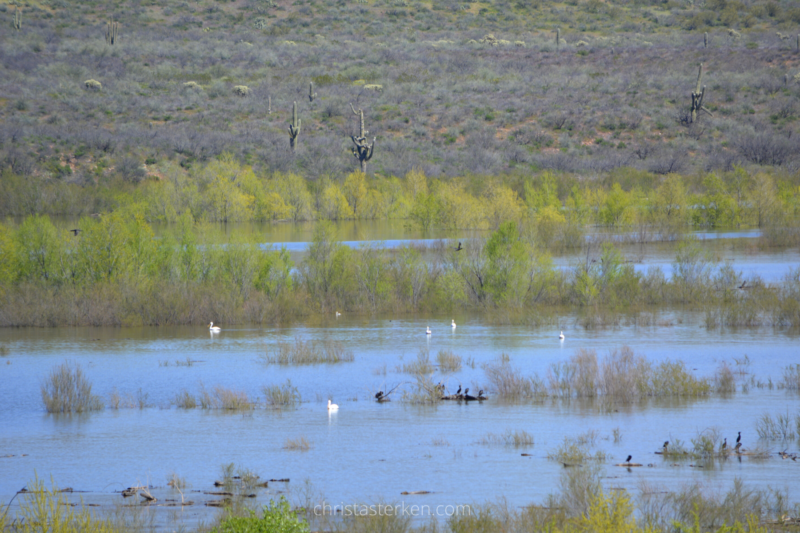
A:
[1,314,799,528]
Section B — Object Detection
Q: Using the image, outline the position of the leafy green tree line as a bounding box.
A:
[2,159,799,239]
[1,209,799,327]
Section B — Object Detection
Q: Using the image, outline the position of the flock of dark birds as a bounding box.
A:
[617,431,798,466]
[373,384,486,403]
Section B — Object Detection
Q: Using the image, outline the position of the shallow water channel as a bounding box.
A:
[2,311,800,529]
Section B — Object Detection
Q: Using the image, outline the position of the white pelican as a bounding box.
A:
[426,326,432,335]
[327,399,338,411]
[209,322,221,332]
[559,331,565,340]
[451,319,456,329]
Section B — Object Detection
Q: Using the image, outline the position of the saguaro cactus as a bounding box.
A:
[14,6,21,30]
[690,63,713,123]
[556,28,560,48]
[106,19,119,45]
[308,82,317,103]
[288,101,301,150]
[349,103,375,173]
[704,32,708,48]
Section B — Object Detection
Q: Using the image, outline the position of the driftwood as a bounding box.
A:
[401,491,431,495]
[205,499,231,507]
[616,463,643,467]
[441,394,487,402]
[204,491,233,496]
[269,478,290,482]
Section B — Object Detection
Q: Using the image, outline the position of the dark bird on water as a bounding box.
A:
[722,438,727,451]
[456,385,461,395]
[455,242,463,252]
[663,441,669,449]
[375,391,383,400]
[736,432,741,444]
[478,390,484,397]
[464,388,469,396]
[69,229,80,236]
[625,455,632,463]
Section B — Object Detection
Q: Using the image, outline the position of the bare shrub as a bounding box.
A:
[41,361,104,413]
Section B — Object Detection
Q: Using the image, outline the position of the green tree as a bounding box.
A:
[484,221,531,306]
[343,171,367,217]
[15,215,66,283]
[354,244,391,309]
[409,192,442,231]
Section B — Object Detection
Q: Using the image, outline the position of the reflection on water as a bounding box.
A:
[1,315,799,529]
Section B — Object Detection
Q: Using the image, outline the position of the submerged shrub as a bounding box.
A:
[263,379,301,409]
[172,389,197,409]
[484,355,535,399]
[781,364,800,390]
[41,362,104,413]
[263,338,354,365]
[402,349,434,375]
[479,429,534,447]
[436,349,462,373]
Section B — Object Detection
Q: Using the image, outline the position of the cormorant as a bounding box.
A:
[455,242,463,252]
[663,441,669,449]
[625,455,632,463]
[69,229,80,236]
[456,385,461,395]
[464,388,469,395]
[375,391,383,400]
[736,432,741,444]
[722,438,727,451]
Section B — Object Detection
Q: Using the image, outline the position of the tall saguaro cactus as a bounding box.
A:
[556,28,560,48]
[288,101,301,151]
[106,19,119,45]
[703,32,708,48]
[14,6,21,30]
[308,82,317,103]
[690,63,713,123]
[349,103,375,173]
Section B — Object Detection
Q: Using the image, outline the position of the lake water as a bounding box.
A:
[2,310,799,530]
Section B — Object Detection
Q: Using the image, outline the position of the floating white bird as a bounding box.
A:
[559,331,565,340]
[451,319,456,329]
[426,326,432,335]
[209,322,221,332]
[327,399,338,411]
